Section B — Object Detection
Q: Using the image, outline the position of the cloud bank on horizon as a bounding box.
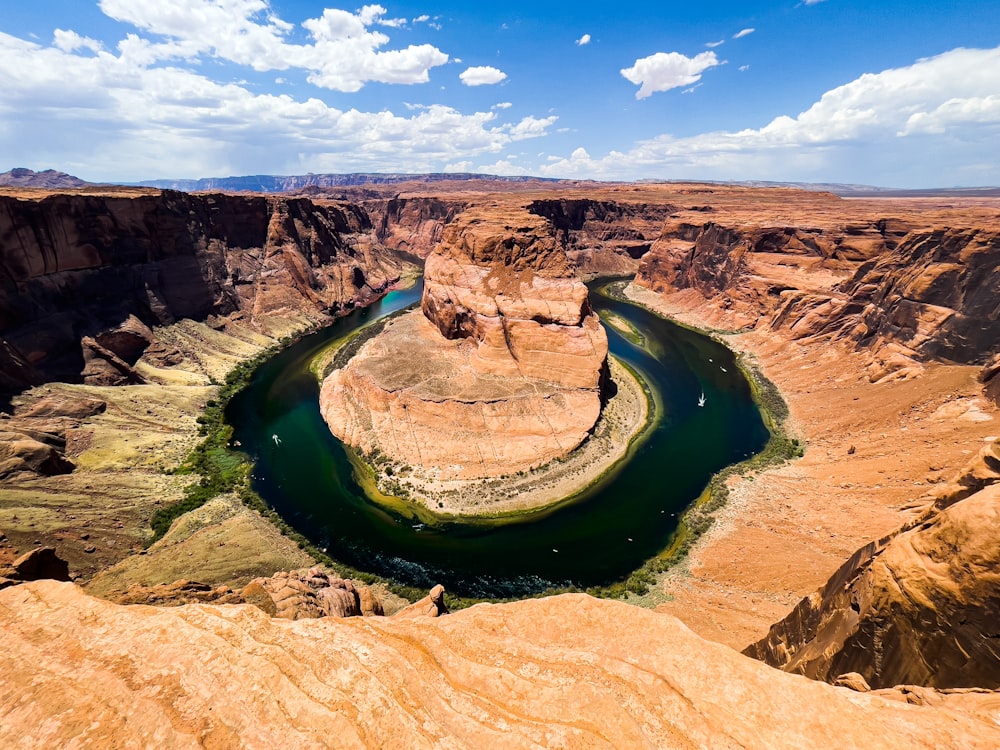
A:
[0,0,997,187]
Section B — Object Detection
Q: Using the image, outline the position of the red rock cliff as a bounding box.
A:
[0,189,400,390]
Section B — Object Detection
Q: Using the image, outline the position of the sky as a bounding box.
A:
[1,1,998,187]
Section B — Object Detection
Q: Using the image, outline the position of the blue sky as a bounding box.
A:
[1,1,998,186]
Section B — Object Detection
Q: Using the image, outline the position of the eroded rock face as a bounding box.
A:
[369,196,467,259]
[0,190,400,391]
[526,198,675,276]
[745,441,1000,689]
[2,581,998,749]
[634,205,1000,381]
[321,207,608,481]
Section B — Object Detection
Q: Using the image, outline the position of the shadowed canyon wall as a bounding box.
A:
[0,190,401,391]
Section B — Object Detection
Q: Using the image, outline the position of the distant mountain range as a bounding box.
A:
[131,172,560,193]
[0,168,90,189]
[3,167,998,198]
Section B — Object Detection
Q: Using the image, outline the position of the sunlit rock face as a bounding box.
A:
[320,207,608,481]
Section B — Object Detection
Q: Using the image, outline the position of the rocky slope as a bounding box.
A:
[744,439,1000,689]
[320,205,609,484]
[3,580,998,749]
[0,188,401,392]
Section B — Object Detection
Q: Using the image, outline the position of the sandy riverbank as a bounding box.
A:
[623,283,999,649]
[357,355,651,518]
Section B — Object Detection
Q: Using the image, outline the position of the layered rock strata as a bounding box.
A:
[635,203,1000,381]
[321,207,609,483]
[2,580,998,749]
[745,440,1000,689]
[527,197,675,276]
[0,189,401,391]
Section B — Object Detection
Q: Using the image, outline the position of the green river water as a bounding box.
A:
[226,280,769,598]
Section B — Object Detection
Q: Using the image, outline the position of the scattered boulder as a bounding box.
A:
[393,584,449,619]
[835,672,872,692]
[241,567,387,620]
[0,430,74,479]
[19,395,107,420]
[4,547,71,582]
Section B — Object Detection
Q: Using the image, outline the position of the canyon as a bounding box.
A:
[1,178,1000,746]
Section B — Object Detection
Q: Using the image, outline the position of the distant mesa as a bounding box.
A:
[0,168,90,189]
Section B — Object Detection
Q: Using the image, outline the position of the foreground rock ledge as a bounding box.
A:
[320,207,610,488]
[2,581,997,749]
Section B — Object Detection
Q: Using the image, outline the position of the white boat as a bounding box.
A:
[698,392,706,407]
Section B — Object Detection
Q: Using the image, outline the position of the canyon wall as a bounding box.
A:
[635,211,1000,379]
[526,198,675,276]
[0,189,401,391]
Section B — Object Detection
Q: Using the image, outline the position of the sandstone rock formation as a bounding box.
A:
[745,440,1000,689]
[0,546,70,587]
[368,195,467,259]
[321,206,609,481]
[242,567,384,620]
[527,197,674,276]
[633,191,1000,381]
[392,583,448,619]
[0,189,401,391]
[2,581,998,749]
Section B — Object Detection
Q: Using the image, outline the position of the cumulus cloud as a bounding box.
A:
[0,29,555,180]
[733,28,755,39]
[576,34,591,46]
[459,65,508,86]
[97,0,449,92]
[52,29,103,54]
[620,50,720,99]
[549,46,1000,185]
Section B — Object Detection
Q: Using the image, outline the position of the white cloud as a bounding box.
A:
[576,34,591,46]
[621,51,720,99]
[705,40,725,48]
[459,65,507,86]
[97,0,449,92]
[52,29,103,54]
[0,30,556,180]
[739,64,750,72]
[476,158,527,175]
[733,28,755,39]
[547,46,1000,185]
[899,95,1000,135]
[493,102,513,109]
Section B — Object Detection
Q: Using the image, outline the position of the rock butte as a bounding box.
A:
[320,206,611,484]
[2,176,1000,746]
